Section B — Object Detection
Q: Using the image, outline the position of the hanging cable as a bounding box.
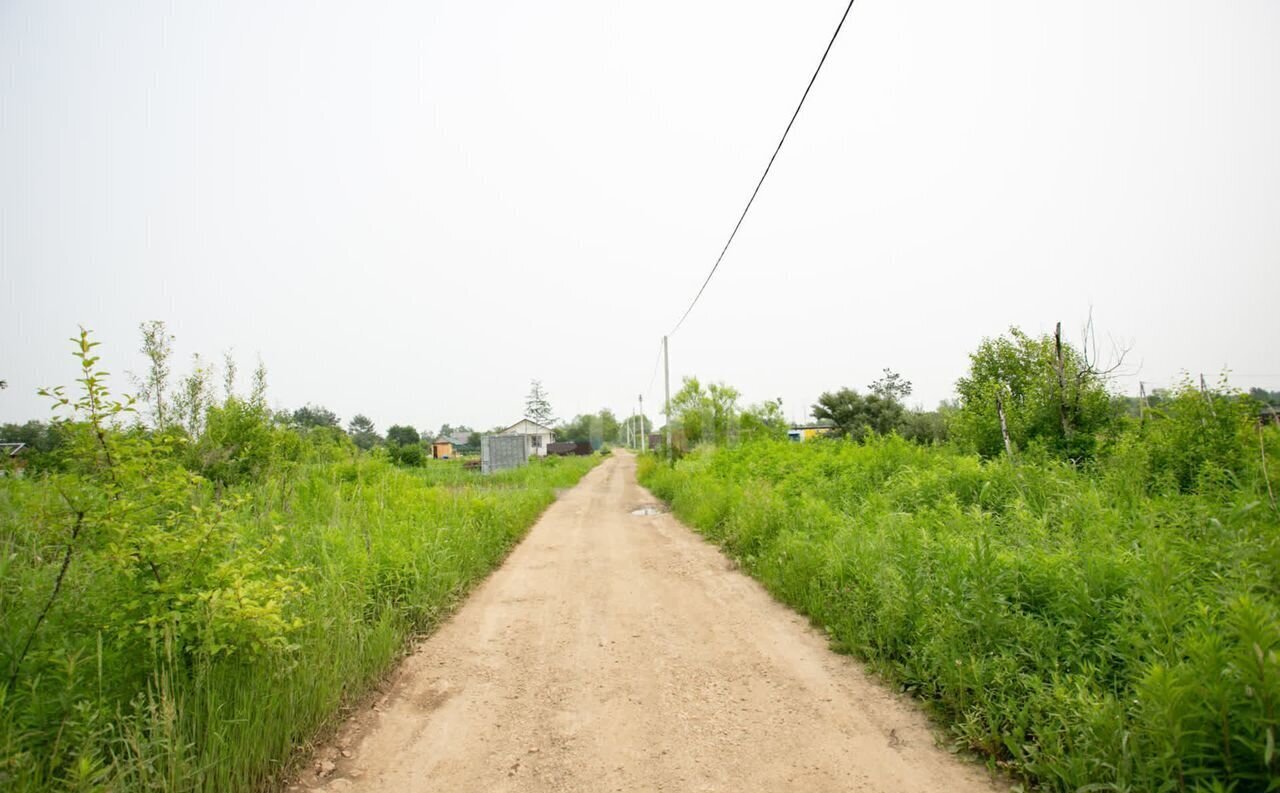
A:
[668,0,859,336]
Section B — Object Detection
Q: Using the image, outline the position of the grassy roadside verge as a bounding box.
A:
[1,454,599,791]
[638,439,1280,791]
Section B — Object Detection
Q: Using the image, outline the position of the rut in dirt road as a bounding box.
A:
[298,452,1004,793]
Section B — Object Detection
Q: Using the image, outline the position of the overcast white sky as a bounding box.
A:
[3,0,1278,432]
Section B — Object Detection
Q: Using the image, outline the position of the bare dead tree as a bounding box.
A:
[1077,310,1133,381]
[1066,311,1134,426]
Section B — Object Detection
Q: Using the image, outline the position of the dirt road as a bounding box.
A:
[300,452,1002,793]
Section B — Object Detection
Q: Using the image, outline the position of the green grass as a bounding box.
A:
[639,436,1280,792]
[0,453,598,791]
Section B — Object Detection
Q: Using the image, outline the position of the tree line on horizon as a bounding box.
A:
[661,320,1280,475]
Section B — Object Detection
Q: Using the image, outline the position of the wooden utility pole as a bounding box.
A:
[639,394,647,453]
[663,336,672,463]
[1054,322,1071,439]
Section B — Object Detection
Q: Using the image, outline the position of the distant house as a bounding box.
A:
[432,433,474,459]
[497,419,556,458]
[787,423,836,442]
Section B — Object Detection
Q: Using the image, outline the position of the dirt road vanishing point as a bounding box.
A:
[298,452,1004,793]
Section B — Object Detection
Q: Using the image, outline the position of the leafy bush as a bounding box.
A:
[389,441,424,467]
[899,407,949,444]
[1137,375,1257,493]
[952,327,1121,461]
[190,397,279,485]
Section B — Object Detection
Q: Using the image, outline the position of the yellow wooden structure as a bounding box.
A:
[787,424,835,442]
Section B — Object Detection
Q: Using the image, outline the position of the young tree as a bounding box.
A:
[869,369,912,402]
[385,424,420,447]
[597,409,621,445]
[555,414,590,444]
[249,357,268,409]
[669,377,740,447]
[291,404,341,429]
[899,403,953,445]
[348,414,381,450]
[222,350,238,399]
[134,320,175,429]
[173,353,215,438]
[669,377,709,446]
[740,398,788,441]
[525,380,555,426]
[557,409,624,447]
[707,382,741,445]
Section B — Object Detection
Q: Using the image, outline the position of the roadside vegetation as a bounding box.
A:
[641,323,1280,792]
[0,327,597,792]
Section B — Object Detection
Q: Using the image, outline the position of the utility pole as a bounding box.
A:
[639,394,647,453]
[663,335,672,463]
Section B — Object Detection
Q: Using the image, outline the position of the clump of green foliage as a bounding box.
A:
[640,402,1280,790]
[556,409,623,448]
[0,330,598,792]
[951,325,1123,461]
[665,377,789,448]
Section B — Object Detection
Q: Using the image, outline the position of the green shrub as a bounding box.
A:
[1136,376,1257,494]
[951,327,1122,461]
[190,397,278,485]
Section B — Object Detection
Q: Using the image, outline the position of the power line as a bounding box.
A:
[668,0,859,336]
[645,339,664,398]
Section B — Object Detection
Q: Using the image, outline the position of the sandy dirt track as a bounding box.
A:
[298,452,1003,793]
